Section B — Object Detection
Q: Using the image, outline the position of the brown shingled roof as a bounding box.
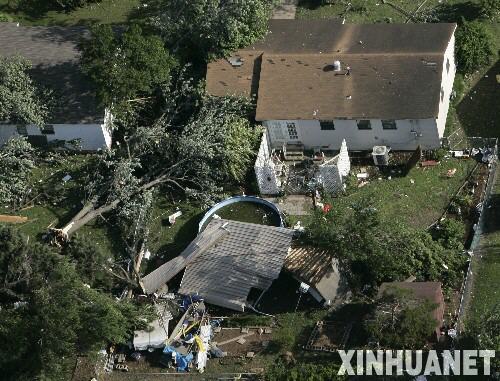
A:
[255,52,443,120]
[206,20,456,121]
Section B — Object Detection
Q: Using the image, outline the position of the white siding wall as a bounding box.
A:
[436,32,456,139]
[264,118,440,151]
[0,123,111,151]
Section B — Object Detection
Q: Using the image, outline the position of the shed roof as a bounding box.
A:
[178,219,295,311]
[0,23,102,124]
[206,20,456,120]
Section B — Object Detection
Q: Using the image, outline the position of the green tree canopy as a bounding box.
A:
[455,19,493,74]
[0,226,153,380]
[366,287,439,349]
[0,136,36,208]
[306,197,466,290]
[0,55,49,126]
[80,24,176,108]
[154,0,272,59]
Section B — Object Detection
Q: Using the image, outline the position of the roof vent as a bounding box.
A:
[333,60,342,71]
[228,56,244,67]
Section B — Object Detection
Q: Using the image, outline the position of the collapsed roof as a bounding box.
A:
[0,23,102,124]
[206,20,456,121]
[284,245,346,304]
[142,219,296,311]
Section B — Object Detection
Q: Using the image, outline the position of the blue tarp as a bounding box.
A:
[162,346,193,372]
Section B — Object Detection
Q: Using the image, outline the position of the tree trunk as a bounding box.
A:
[50,172,182,244]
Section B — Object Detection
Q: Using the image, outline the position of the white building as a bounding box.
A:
[0,23,112,150]
[207,20,457,152]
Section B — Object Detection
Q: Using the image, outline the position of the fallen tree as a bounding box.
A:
[49,83,258,245]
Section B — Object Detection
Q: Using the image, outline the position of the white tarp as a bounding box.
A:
[133,305,172,351]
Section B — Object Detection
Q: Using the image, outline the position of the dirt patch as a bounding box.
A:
[305,321,352,352]
[213,328,273,357]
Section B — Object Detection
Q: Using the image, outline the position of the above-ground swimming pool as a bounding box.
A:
[198,196,284,232]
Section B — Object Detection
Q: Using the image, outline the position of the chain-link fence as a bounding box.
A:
[455,142,498,333]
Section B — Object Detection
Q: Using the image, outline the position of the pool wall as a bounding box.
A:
[198,196,285,232]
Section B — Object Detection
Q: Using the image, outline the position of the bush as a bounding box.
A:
[480,0,500,20]
[455,19,493,74]
[433,218,465,250]
[428,148,447,162]
[52,0,100,10]
[451,73,466,105]
[0,12,13,22]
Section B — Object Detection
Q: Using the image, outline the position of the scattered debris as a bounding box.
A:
[446,168,457,178]
[168,210,182,225]
[357,172,369,179]
[62,174,72,182]
[420,160,438,167]
[236,338,247,345]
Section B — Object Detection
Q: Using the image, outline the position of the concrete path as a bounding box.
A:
[272,0,298,19]
[264,194,314,216]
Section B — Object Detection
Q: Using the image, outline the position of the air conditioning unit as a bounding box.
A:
[372,145,390,166]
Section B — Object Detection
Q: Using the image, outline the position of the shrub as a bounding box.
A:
[428,148,447,162]
[455,19,493,74]
[0,12,13,22]
[433,218,465,250]
[480,0,500,20]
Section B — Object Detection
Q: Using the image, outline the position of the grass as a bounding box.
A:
[0,0,140,26]
[468,169,500,322]
[333,157,477,228]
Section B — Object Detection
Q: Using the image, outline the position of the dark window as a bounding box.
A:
[446,58,450,73]
[440,87,444,102]
[320,120,335,130]
[41,125,55,134]
[286,122,298,140]
[357,120,371,130]
[382,120,397,130]
[16,125,28,135]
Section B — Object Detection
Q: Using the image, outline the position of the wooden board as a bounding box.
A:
[0,215,28,223]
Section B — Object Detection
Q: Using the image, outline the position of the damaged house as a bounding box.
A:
[0,23,112,150]
[141,218,296,311]
[206,20,457,153]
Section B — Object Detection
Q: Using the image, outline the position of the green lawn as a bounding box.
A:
[333,157,477,228]
[0,0,140,26]
[468,169,500,322]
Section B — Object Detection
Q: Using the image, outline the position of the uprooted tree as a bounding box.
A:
[49,78,259,245]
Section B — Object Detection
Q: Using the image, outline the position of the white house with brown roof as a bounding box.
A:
[207,20,457,151]
[0,23,112,151]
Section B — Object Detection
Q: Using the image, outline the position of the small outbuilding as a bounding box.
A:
[284,245,348,306]
[378,281,445,338]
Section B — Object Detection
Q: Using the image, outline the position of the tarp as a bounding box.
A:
[162,346,194,372]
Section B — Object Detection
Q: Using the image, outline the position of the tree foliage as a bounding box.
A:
[62,235,112,289]
[80,24,175,107]
[53,77,258,241]
[470,306,500,372]
[480,0,500,20]
[366,287,439,349]
[154,0,273,59]
[0,226,153,381]
[265,361,345,381]
[0,137,36,208]
[306,197,466,290]
[455,19,493,74]
[0,55,49,126]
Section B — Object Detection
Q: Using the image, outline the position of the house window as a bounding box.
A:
[41,125,55,135]
[320,120,335,130]
[16,125,28,135]
[382,120,397,130]
[286,122,299,140]
[357,120,371,130]
[446,58,450,73]
[440,87,444,102]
